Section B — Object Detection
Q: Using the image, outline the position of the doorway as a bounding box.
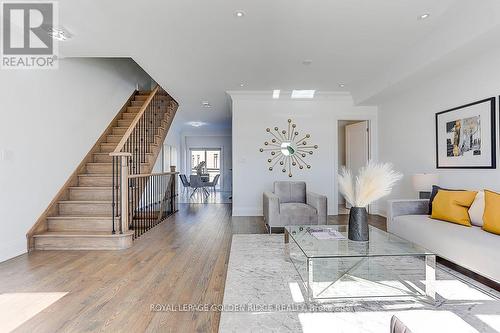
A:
[337,120,370,214]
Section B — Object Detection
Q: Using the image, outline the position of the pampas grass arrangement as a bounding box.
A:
[339,161,403,208]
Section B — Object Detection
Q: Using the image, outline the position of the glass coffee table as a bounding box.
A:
[284,225,436,303]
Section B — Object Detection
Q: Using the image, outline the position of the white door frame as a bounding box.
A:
[334,114,378,216]
[345,121,370,211]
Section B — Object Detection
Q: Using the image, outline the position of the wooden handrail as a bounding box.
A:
[111,85,160,155]
[128,171,179,179]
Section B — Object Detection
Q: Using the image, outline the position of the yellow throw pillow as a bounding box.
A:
[431,190,477,226]
[483,190,500,235]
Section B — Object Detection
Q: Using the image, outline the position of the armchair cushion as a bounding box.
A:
[263,191,280,225]
[274,181,306,203]
[306,191,328,224]
[280,203,317,225]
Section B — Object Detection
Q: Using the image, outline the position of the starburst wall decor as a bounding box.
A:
[259,119,318,177]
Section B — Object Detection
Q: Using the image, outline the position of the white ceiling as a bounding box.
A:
[59,0,500,131]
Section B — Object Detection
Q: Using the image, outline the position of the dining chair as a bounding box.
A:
[179,174,190,193]
[206,174,220,193]
[189,175,209,197]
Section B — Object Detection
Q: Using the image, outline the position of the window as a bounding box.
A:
[189,148,222,189]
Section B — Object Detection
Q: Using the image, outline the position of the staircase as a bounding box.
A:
[29,87,178,250]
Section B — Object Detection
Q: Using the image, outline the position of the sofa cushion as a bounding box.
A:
[468,191,485,227]
[388,214,500,282]
[431,190,476,226]
[428,185,463,215]
[483,190,500,235]
[280,203,317,225]
[274,181,306,203]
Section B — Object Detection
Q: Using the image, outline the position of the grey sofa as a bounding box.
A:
[388,199,500,283]
[263,181,327,233]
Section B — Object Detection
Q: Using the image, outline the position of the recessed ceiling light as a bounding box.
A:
[338,83,346,88]
[302,59,313,66]
[201,101,211,108]
[240,83,245,87]
[187,121,206,127]
[418,13,430,20]
[235,10,245,18]
[272,90,280,99]
[291,90,315,99]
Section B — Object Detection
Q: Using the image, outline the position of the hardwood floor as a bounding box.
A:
[0,204,383,333]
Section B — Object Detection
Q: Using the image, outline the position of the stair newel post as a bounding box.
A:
[120,153,132,233]
[110,152,132,234]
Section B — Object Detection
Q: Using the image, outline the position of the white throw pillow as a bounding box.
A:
[468,191,485,227]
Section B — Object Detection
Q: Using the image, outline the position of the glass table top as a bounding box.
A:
[285,225,434,258]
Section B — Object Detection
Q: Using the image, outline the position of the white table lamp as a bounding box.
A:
[412,174,439,199]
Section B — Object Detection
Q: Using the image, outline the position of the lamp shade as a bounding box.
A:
[412,174,439,192]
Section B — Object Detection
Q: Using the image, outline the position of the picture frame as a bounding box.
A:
[435,97,496,169]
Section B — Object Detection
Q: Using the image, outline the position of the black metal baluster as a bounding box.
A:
[119,160,123,234]
[112,156,116,234]
[140,176,143,237]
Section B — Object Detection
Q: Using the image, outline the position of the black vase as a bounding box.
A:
[348,207,369,241]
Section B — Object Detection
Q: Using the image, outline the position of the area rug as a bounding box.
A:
[219,235,500,332]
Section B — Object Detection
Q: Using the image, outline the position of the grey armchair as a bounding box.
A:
[263,181,327,233]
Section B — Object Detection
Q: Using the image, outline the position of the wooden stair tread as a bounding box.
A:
[78,174,112,177]
[59,200,112,204]
[69,186,112,190]
[47,216,112,220]
[34,231,133,237]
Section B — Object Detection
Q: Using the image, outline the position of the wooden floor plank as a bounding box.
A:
[0,204,383,333]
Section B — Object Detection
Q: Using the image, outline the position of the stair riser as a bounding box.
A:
[134,95,148,101]
[100,143,117,153]
[59,202,112,216]
[106,135,122,143]
[112,127,127,135]
[127,107,141,113]
[121,112,138,120]
[69,188,113,201]
[131,101,144,107]
[78,176,112,187]
[34,235,133,250]
[86,164,112,174]
[93,154,112,163]
[118,119,134,127]
[47,218,116,232]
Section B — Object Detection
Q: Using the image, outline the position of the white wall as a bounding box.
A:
[179,128,232,191]
[153,122,182,174]
[0,58,152,262]
[230,92,378,216]
[377,45,500,216]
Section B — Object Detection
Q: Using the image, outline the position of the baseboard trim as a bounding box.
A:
[437,257,500,292]
[232,207,263,216]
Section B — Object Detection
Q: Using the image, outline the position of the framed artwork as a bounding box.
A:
[435,97,496,169]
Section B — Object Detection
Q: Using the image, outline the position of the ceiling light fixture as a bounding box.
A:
[272,90,280,99]
[338,83,345,88]
[235,10,245,18]
[240,83,245,87]
[291,90,315,99]
[302,59,312,66]
[187,121,206,127]
[201,101,211,108]
[418,13,430,20]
